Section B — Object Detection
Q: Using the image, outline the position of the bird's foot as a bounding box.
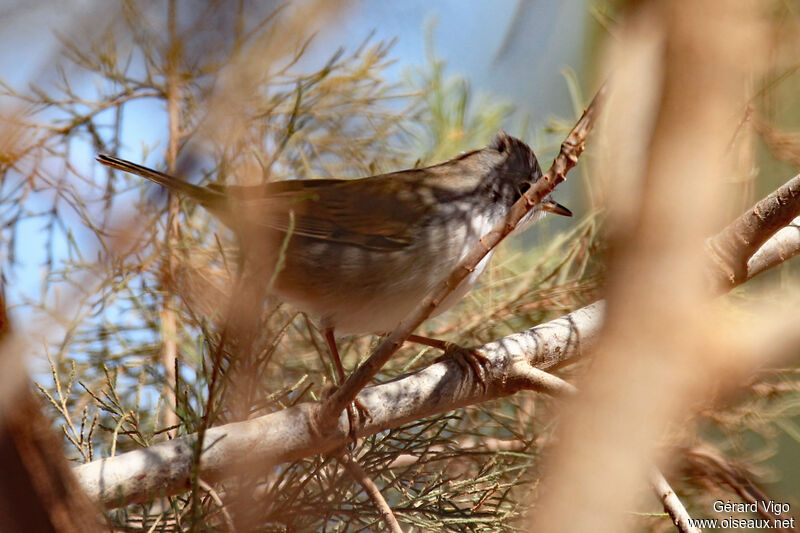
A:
[345,398,372,441]
[435,343,491,391]
[405,334,490,390]
[319,383,372,442]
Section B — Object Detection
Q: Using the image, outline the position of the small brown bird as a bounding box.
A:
[97,131,570,383]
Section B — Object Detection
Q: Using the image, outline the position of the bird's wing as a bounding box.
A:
[224,171,438,251]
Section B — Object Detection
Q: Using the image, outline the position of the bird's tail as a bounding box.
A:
[96,154,222,205]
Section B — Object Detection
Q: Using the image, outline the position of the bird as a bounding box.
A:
[97,131,571,387]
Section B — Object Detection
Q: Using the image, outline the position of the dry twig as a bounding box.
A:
[337,452,403,533]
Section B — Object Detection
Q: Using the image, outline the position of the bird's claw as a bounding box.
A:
[318,383,372,442]
[435,343,491,391]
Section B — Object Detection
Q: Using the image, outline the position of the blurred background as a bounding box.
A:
[1,0,799,531]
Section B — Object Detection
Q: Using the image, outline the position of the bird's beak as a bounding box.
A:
[541,198,573,217]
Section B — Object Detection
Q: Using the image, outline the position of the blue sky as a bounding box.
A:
[315,0,587,124]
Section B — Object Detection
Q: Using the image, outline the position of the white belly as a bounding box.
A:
[323,250,494,334]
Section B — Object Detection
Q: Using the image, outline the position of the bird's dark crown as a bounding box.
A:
[482,130,543,206]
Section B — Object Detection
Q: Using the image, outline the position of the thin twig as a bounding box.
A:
[197,479,236,533]
[337,452,403,533]
[649,469,700,533]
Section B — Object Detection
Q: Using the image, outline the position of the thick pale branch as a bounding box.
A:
[74,302,604,506]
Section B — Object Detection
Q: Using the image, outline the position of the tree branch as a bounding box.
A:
[707,173,800,290]
[649,469,700,533]
[73,302,604,506]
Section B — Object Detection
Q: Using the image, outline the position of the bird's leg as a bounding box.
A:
[323,328,370,439]
[324,328,347,384]
[405,334,490,390]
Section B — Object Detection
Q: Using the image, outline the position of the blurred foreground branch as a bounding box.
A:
[530,2,777,532]
[0,288,101,532]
